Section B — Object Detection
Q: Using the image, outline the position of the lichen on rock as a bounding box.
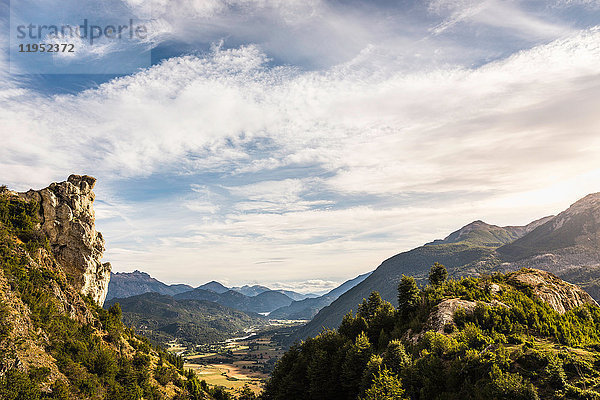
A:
[507,268,598,314]
[18,174,111,305]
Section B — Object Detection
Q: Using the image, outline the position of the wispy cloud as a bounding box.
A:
[429,0,572,38]
[1,0,600,286]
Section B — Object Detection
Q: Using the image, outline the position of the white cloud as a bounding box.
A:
[429,0,572,39]
[269,279,340,295]
[2,7,600,285]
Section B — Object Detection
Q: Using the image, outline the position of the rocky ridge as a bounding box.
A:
[507,268,598,314]
[18,175,111,305]
[407,269,597,344]
[107,270,193,301]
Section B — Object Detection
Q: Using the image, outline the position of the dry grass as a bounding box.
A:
[184,362,264,394]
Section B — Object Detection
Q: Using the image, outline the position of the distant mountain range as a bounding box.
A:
[269,272,371,320]
[229,284,317,301]
[108,273,314,303]
[104,292,265,346]
[106,270,193,301]
[174,286,295,314]
[291,192,600,342]
[108,269,370,318]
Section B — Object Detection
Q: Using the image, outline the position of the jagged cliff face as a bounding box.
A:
[507,268,598,314]
[18,175,111,305]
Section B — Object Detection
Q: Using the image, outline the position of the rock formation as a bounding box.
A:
[18,175,111,305]
[507,268,598,314]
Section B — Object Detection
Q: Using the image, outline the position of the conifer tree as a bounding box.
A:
[428,262,448,287]
[397,275,420,318]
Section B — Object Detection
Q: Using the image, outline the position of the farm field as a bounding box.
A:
[177,321,303,396]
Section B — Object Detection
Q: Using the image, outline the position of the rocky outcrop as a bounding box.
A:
[507,269,598,314]
[19,175,111,305]
[427,299,478,332]
[423,297,508,334]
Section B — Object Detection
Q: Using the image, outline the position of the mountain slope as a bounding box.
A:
[197,280,230,293]
[106,270,193,300]
[498,193,600,262]
[269,272,372,320]
[174,287,294,313]
[0,177,205,399]
[264,269,600,400]
[292,234,501,341]
[105,292,264,345]
[293,194,600,342]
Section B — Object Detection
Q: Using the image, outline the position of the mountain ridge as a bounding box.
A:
[106,270,193,301]
[174,286,295,314]
[269,272,372,320]
[105,292,265,346]
[292,192,600,343]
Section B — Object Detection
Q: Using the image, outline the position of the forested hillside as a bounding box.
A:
[0,179,237,399]
[294,194,600,343]
[105,292,265,346]
[263,264,600,400]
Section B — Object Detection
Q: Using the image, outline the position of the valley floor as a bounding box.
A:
[169,320,304,396]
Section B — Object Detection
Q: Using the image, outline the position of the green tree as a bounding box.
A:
[0,369,41,400]
[108,303,122,319]
[238,384,257,399]
[382,340,411,375]
[428,262,448,287]
[359,292,386,321]
[361,355,383,393]
[50,380,70,400]
[397,275,420,318]
[339,311,368,341]
[360,368,407,400]
[341,332,373,398]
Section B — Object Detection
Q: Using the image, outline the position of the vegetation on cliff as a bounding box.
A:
[0,192,216,399]
[263,264,600,400]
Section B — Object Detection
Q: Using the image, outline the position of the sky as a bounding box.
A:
[1,0,600,293]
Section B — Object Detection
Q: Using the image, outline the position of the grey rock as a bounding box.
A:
[19,175,110,305]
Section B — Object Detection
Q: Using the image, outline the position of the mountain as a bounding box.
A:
[231,284,312,300]
[263,268,600,399]
[197,280,230,293]
[106,270,193,300]
[427,217,553,247]
[231,284,271,296]
[498,193,600,264]
[0,176,205,399]
[269,272,372,320]
[105,292,264,346]
[273,289,313,301]
[174,287,294,313]
[293,193,600,343]
[326,272,373,299]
